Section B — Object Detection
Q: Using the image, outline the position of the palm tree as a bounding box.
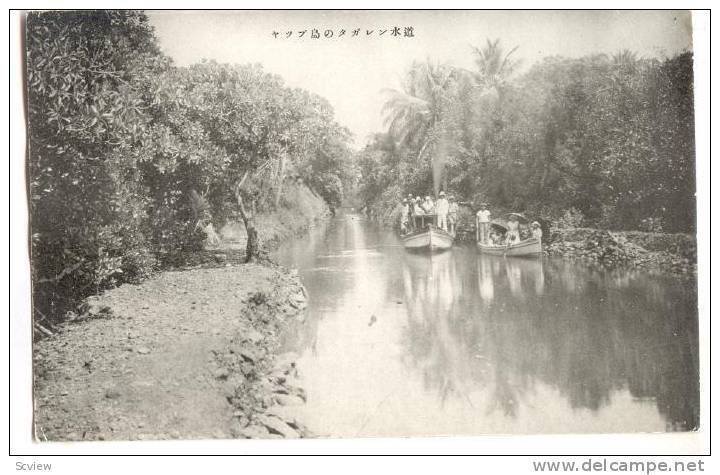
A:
[610,49,641,86]
[612,49,639,68]
[382,59,456,161]
[466,38,520,98]
[442,39,520,192]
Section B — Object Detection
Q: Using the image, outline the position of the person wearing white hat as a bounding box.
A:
[413,196,423,216]
[506,214,520,243]
[422,195,435,214]
[476,202,491,244]
[435,191,449,231]
[448,196,459,235]
[531,221,543,242]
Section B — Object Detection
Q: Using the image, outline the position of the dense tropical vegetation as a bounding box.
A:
[358,39,696,235]
[27,11,353,322]
[26,11,697,323]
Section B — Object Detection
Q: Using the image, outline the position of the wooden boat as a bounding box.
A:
[477,237,542,257]
[403,224,454,252]
[402,214,454,252]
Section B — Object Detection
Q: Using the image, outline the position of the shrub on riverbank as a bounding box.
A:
[546,228,696,274]
[27,11,352,323]
[621,231,697,261]
[357,42,695,236]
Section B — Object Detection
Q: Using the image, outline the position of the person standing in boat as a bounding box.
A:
[476,203,491,244]
[422,195,435,214]
[411,196,423,228]
[413,196,423,214]
[405,193,414,229]
[400,199,410,234]
[448,196,459,235]
[435,191,449,231]
[406,196,416,230]
[506,214,520,243]
[531,221,543,242]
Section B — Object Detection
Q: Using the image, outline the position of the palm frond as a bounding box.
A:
[381,59,456,148]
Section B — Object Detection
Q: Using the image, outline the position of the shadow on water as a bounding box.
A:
[274,211,698,437]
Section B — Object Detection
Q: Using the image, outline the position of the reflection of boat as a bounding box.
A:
[478,257,495,302]
[478,238,542,256]
[401,249,470,408]
[402,214,454,252]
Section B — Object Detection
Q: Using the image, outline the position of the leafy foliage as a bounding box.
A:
[360,40,696,234]
[27,11,352,321]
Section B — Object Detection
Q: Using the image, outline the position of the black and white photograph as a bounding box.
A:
[10,7,710,460]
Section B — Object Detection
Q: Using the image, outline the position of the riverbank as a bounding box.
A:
[33,185,328,441]
[545,228,697,275]
[363,201,695,275]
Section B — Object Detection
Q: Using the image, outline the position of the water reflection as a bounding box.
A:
[402,251,698,432]
[276,212,698,437]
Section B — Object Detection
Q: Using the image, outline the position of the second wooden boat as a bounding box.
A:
[477,237,542,257]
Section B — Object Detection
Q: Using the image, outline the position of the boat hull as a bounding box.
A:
[402,226,454,252]
[477,238,542,256]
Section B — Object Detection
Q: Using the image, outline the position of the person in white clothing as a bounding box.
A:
[447,196,459,235]
[506,215,520,243]
[435,191,449,231]
[413,196,423,216]
[476,203,491,244]
[531,221,543,242]
[422,195,435,214]
[400,199,410,233]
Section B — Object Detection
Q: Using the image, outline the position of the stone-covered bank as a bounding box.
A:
[545,228,696,275]
[33,185,329,441]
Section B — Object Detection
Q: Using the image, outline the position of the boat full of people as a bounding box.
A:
[396,193,542,256]
[476,210,543,257]
[402,221,454,252]
[399,192,456,252]
[477,237,542,256]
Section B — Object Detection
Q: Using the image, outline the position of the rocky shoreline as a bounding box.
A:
[544,227,696,275]
[33,263,312,441]
[209,269,312,439]
[34,208,329,441]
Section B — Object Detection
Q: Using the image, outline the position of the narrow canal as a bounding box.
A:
[274,211,698,437]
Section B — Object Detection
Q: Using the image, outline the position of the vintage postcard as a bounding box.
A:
[21,9,702,449]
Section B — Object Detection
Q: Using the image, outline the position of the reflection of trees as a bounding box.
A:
[402,252,481,408]
[401,253,699,430]
[280,215,366,355]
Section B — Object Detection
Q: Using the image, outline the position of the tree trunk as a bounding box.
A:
[274,154,286,209]
[235,174,259,263]
[538,160,550,195]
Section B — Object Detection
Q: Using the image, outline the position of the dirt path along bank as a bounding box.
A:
[34,183,328,441]
[34,262,311,441]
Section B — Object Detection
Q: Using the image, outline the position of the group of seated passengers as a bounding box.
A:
[488,222,542,245]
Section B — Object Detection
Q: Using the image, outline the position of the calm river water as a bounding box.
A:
[274,212,698,437]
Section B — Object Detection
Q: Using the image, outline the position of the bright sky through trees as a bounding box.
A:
[148,10,692,147]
